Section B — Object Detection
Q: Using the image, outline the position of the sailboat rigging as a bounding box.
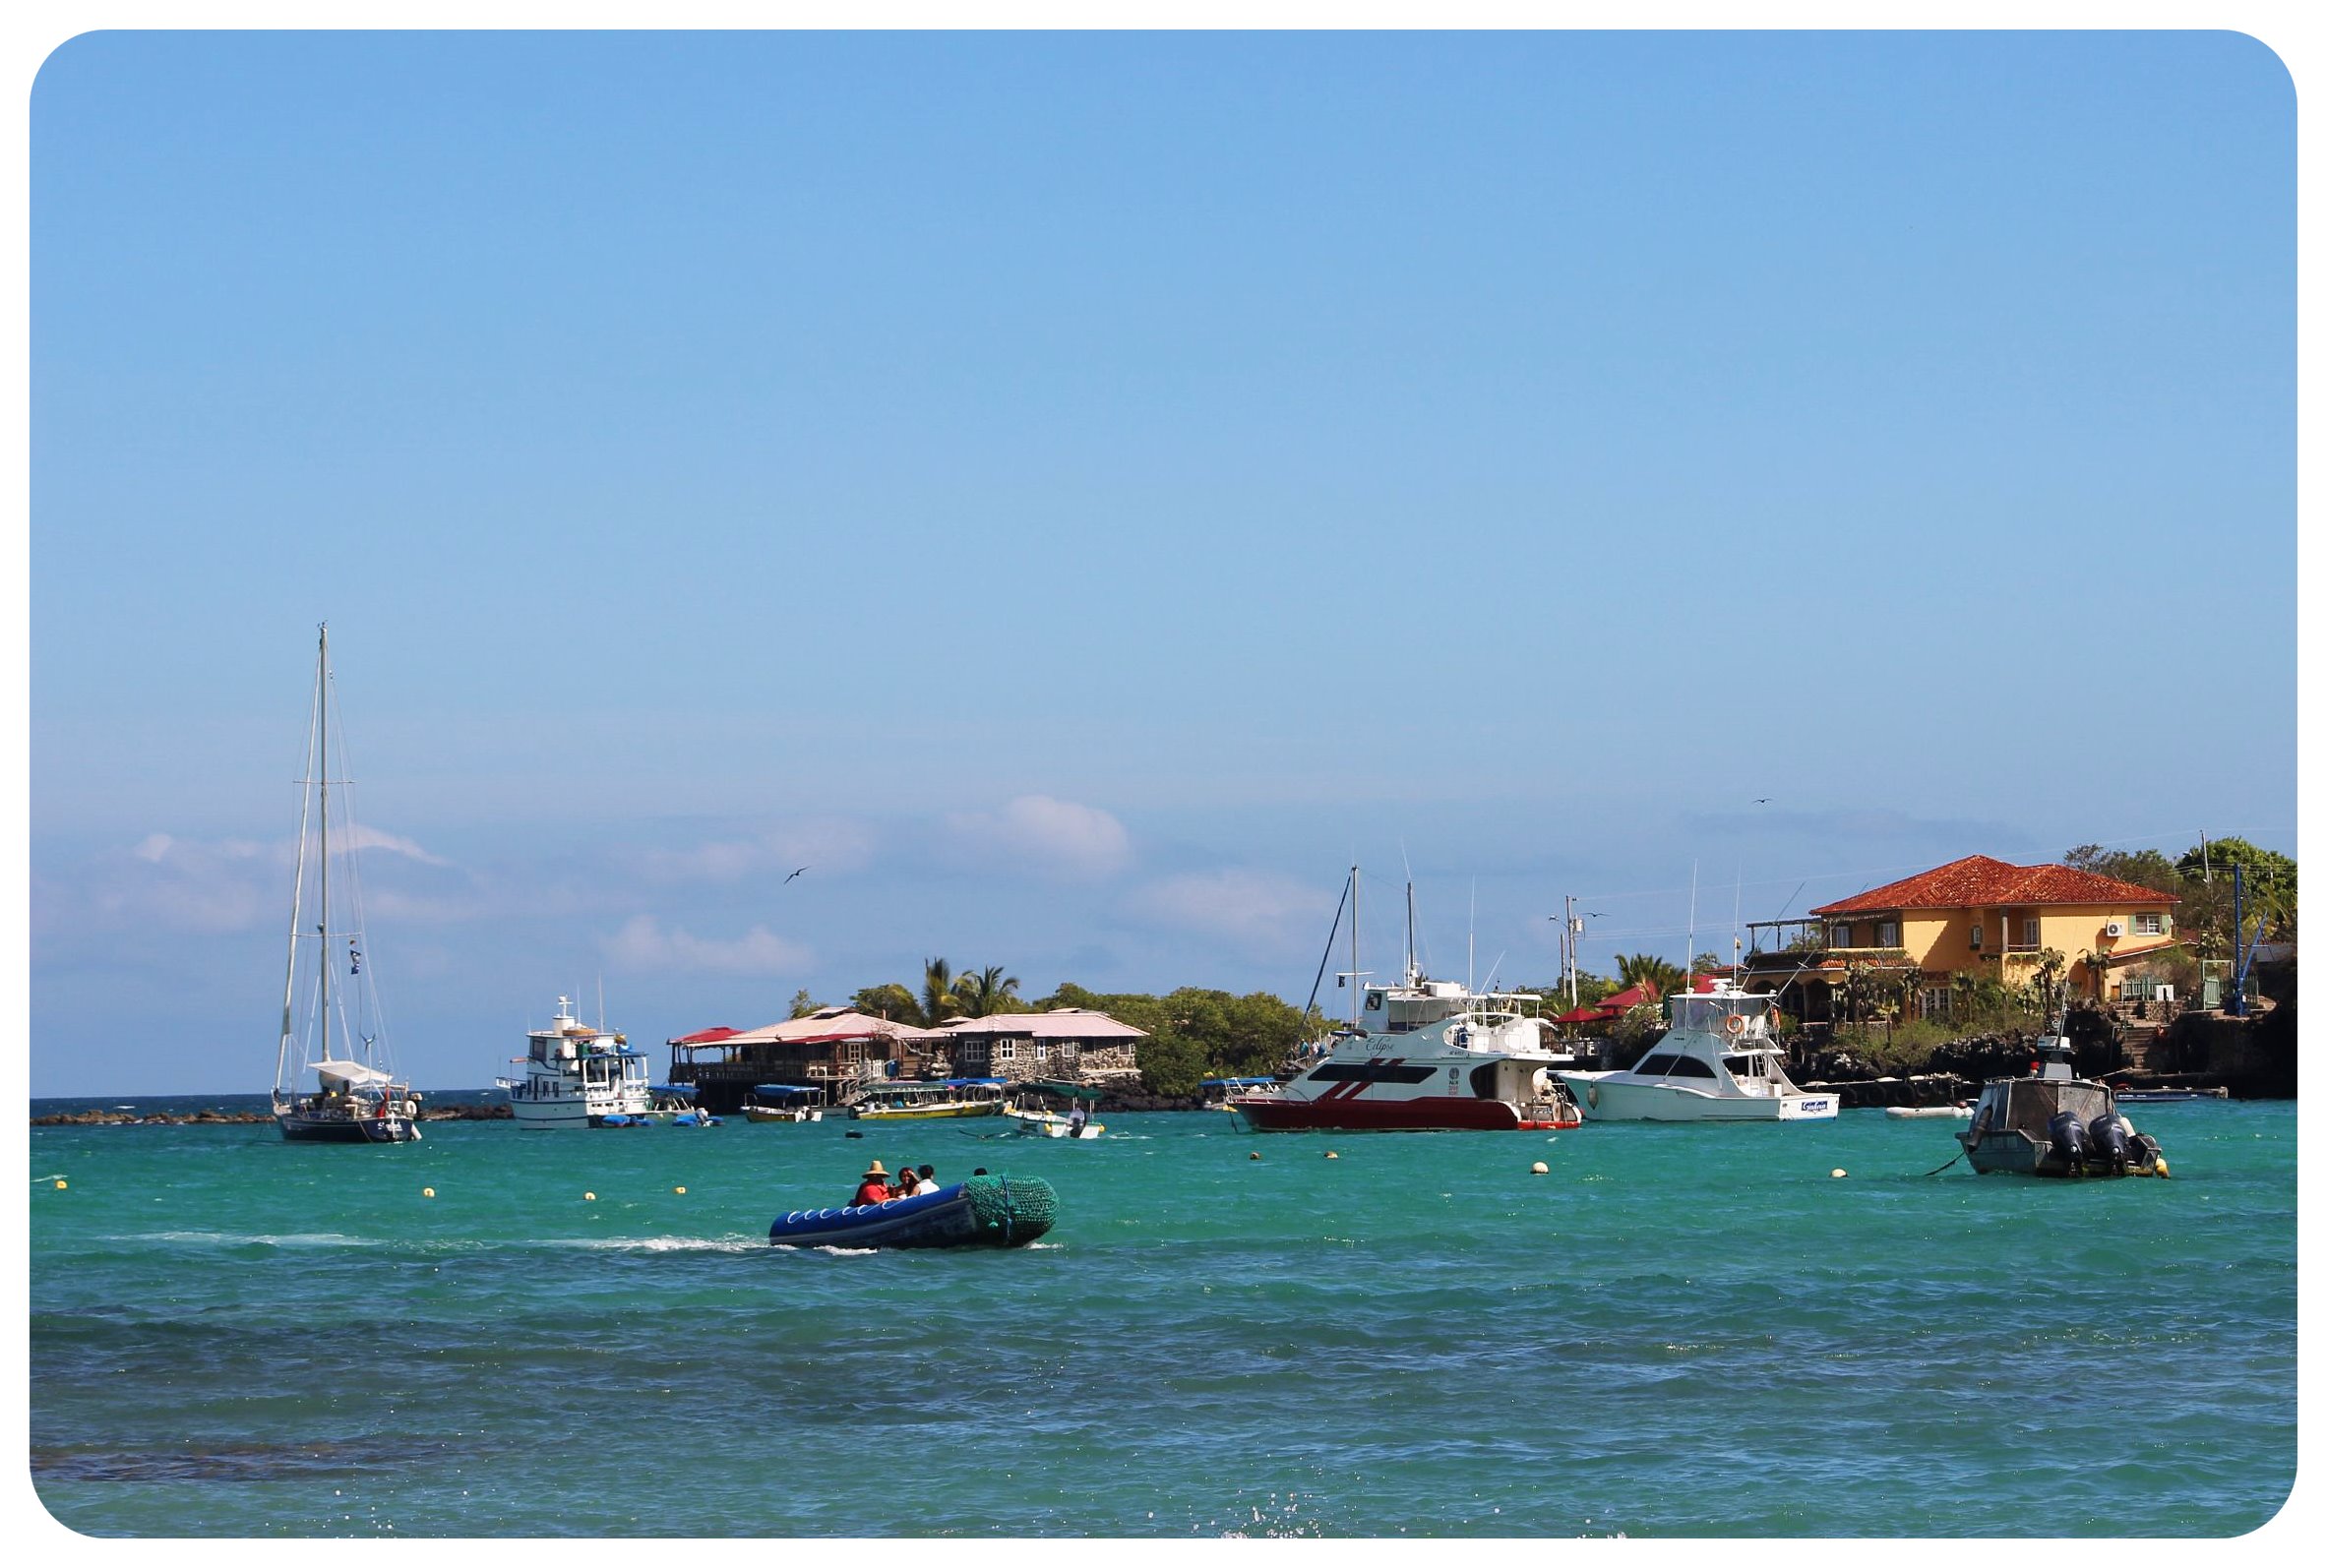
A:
[271,624,421,1144]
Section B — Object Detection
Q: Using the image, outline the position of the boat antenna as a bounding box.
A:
[1399,839,1417,985]
[1467,877,1476,994]
[597,973,605,1033]
[1684,860,1697,990]
[1732,861,1745,989]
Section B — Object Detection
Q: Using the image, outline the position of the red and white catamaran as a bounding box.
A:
[1230,868,1583,1133]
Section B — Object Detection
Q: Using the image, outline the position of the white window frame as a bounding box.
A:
[2134,911,2165,935]
[1970,924,1984,949]
[1830,923,1853,948]
[1875,920,1899,947]
[995,1041,1017,1062]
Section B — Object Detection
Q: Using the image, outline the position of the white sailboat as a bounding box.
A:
[271,625,421,1144]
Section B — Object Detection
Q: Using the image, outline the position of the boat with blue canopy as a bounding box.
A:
[744,1084,826,1122]
[847,1078,1009,1121]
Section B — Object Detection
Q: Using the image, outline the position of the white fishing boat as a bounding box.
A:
[496,995,653,1127]
[1558,986,1836,1122]
[1006,1106,1104,1139]
[271,625,422,1144]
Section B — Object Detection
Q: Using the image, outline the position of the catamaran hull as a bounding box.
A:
[1559,1074,1837,1122]
[276,1113,420,1143]
[1232,1095,1579,1132]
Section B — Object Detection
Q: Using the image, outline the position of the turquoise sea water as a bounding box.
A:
[30,1100,2296,1538]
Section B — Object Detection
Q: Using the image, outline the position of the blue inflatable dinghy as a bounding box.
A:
[767,1173,1058,1249]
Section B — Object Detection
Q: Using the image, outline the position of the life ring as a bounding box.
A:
[1725,1014,1746,1036]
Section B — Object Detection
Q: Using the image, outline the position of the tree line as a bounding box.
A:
[785,958,1324,1098]
[2062,836,2296,956]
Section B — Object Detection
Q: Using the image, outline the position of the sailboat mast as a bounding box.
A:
[276,631,323,1095]
[318,624,332,1065]
[1350,864,1361,1032]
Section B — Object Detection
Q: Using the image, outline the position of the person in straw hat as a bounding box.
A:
[851,1160,893,1206]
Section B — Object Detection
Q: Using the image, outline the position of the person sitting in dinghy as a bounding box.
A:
[852,1161,893,1206]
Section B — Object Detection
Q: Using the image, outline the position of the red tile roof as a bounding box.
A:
[1554,980,1660,1023]
[1809,854,2181,916]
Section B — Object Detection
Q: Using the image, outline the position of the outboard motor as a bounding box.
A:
[2047,1109,2089,1174]
[2087,1112,2132,1175]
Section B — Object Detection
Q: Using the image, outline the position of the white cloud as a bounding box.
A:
[601,915,809,975]
[945,795,1132,880]
[1131,869,1337,955]
[635,840,765,883]
[84,834,282,935]
[630,817,878,885]
[339,825,450,866]
[51,826,459,937]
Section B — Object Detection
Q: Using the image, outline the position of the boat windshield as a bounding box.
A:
[1632,1054,1716,1079]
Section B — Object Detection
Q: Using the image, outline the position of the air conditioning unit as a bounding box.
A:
[2104,922,2124,938]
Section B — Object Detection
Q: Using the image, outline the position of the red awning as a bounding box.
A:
[668,1026,740,1046]
[1556,980,1661,1024]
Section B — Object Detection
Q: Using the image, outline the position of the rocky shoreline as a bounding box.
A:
[32,1104,516,1127]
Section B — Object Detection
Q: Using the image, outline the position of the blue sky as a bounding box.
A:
[31,30,2295,1095]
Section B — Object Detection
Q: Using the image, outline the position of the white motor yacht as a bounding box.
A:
[1558,986,1835,1121]
[497,996,653,1127]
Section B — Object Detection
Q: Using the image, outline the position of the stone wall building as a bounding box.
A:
[929,1008,1147,1083]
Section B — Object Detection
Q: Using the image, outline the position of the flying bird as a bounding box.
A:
[1751,798,1770,805]
[784,866,811,883]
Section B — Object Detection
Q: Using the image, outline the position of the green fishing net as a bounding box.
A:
[962,1174,1058,1244]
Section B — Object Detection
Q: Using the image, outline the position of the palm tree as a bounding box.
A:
[954,964,1023,1018]
[921,957,961,1024]
[1614,952,1685,997]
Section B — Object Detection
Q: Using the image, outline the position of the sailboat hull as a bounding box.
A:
[276,1111,420,1143]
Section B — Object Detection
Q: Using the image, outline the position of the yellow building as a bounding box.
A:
[1755,854,2180,1022]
